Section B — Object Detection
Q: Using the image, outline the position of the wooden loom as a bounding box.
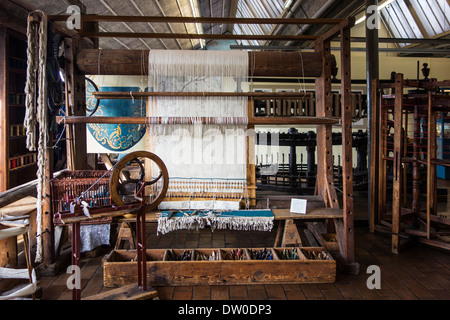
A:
[370,74,450,253]
[39,15,358,276]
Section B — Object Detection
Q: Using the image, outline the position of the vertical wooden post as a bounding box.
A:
[340,26,355,263]
[247,100,256,207]
[369,79,379,232]
[412,104,420,214]
[366,0,379,231]
[64,36,87,171]
[42,140,54,265]
[0,27,8,192]
[427,91,437,239]
[314,40,334,207]
[0,28,14,267]
[378,89,387,223]
[392,73,404,254]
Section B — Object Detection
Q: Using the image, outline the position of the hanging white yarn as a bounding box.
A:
[24,11,48,263]
[147,50,249,210]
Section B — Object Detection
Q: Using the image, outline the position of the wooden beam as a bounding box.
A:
[48,15,344,25]
[417,212,450,226]
[83,283,158,300]
[64,37,87,171]
[314,40,335,207]
[93,91,313,99]
[227,0,239,34]
[340,25,355,264]
[0,28,7,192]
[78,31,319,41]
[311,17,356,48]
[75,49,325,77]
[391,73,404,254]
[427,91,438,239]
[418,238,450,251]
[56,116,340,126]
[369,79,379,232]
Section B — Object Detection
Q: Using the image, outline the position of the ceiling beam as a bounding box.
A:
[79,31,319,41]
[48,14,344,25]
[98,0,151,50]
[129,0,169,49]
[153,0,183,49]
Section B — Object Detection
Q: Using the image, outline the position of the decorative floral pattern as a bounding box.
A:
[86,83,146,152]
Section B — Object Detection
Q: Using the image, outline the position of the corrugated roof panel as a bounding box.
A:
[396,0,423,38]
[382,5,410,39]
[232,0,285,46]
[409,0,439,36]
[435,0,450,29]
[419,0,444,34]
[381,0,449,44]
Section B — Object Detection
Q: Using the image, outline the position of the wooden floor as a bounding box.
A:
[36,221,450,300]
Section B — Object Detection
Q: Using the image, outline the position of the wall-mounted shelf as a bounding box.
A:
[0,27,37,191]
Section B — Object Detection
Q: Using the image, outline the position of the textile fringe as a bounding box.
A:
[157,212,273,235]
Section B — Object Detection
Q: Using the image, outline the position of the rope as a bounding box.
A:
[24,10,48,263]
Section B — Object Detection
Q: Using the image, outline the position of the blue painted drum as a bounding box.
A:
[86,83,146,152]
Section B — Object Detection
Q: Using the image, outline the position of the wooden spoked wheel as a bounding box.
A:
[109,151,169,211]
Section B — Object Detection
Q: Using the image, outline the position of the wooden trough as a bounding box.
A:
[102,247,336,287]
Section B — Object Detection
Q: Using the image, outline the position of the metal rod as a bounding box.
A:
[79,31,319,41]
[93,91,313,99]
[48,14,344,25]
[230,45,450,54]
[56,115,340,125]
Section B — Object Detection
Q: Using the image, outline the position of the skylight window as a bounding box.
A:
[380,0,450,47]
[232,0,285,46]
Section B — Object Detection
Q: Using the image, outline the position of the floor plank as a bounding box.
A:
[193,285,211,300]
[299,284,324,300]
[173,286,193,300]
[211,286,230,300]
[247,284,267,300]
[229,285,248,300]
[265,284,286,300]
[36,223,450,301]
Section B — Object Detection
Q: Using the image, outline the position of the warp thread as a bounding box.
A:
[147,50,249,208]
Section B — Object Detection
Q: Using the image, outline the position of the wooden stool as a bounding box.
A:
[274,219,302,247]
[115,222,135,250]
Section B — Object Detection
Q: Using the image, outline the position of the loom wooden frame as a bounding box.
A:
[370,75,450,253]
[41,15,358,273]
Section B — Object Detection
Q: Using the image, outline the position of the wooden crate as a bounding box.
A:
[320,233,340,251]
[102,247,336,287]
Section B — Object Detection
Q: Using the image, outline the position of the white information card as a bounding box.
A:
[290,198,307,214]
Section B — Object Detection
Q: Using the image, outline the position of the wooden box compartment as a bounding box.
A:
[164,249,193,261]
[219,248,248,260]
[320,233,340,251]
[102,249,165,287]
[103,247,336,287]
[273,247,302,260]
[246,248,277,260]
[300,247,334,260]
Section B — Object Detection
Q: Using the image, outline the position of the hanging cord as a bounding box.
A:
[24,10,48,263]
[78,165,116,201]
[52,116,66,148]
[298,51,307,100]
